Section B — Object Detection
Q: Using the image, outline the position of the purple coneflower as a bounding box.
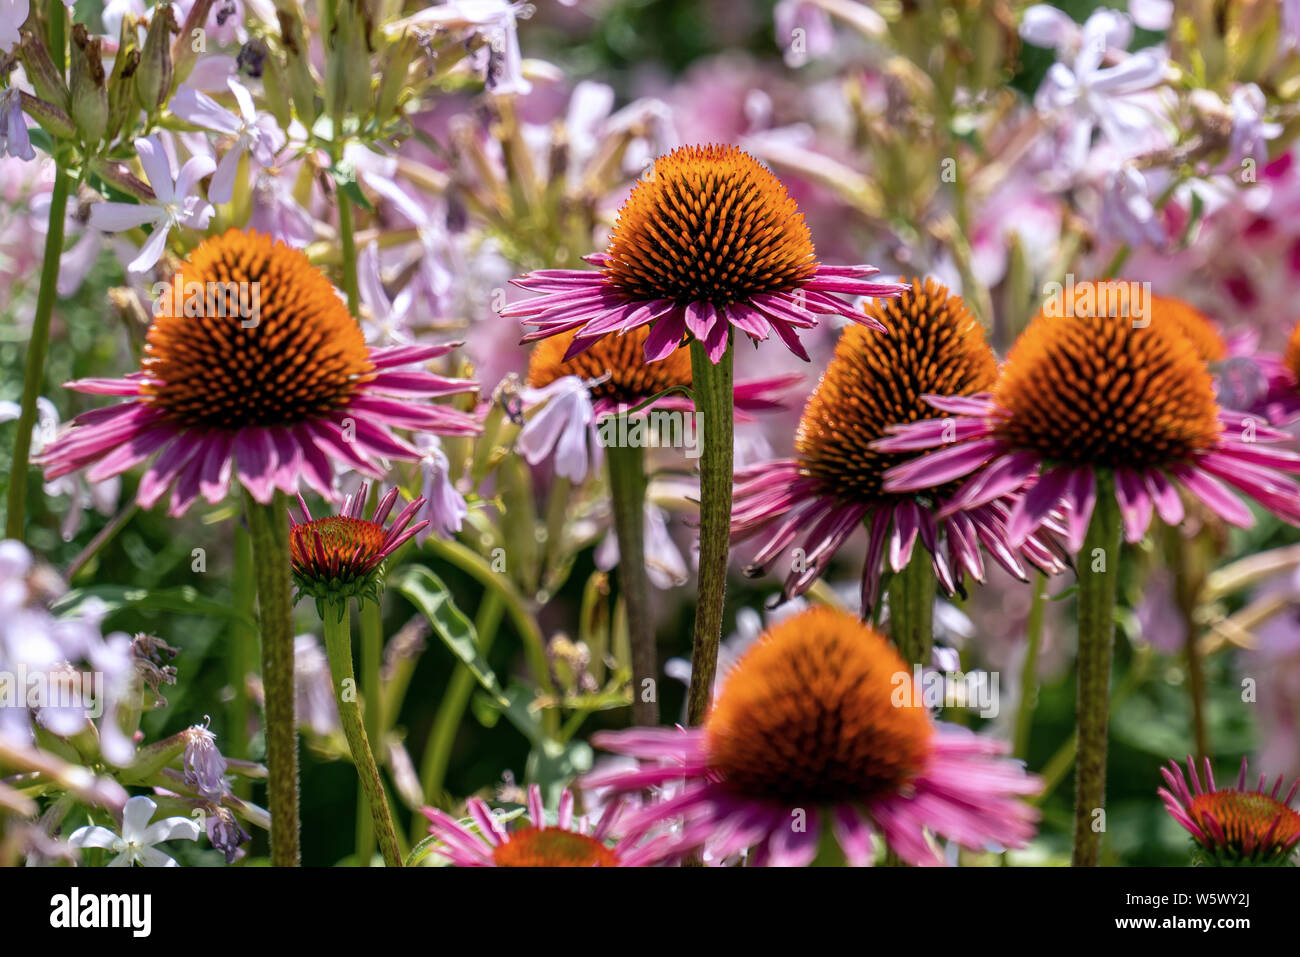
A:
[501,143,905,364]
[733,278,1064,616]
[420,784,668,867]
[876,287,1300,866]
[583,606,1041,867]
[1160,756,1300,866]
[876,297,1300,551]
[39,229,479,515]
[288,483,428,610]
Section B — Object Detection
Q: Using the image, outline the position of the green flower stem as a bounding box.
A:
[420,536,558,735]
[1164,527,1210,762]
[1072,473,1120,867]
[606,438,658,726]
[1013,573,1048,761]
[413,589,503,843]
[337,192,360,318]
[887,549,935,666]
[1032,644,1153,805]
[243,491,300,867]
[5,168,70,541]
[321,599,402,868]
[685,336,734,727]
[355,599,384,864]
[229,525,257,794]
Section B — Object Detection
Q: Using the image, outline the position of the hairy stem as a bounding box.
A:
[244,491,300,866]
[607,439,658,725]
[321,599,402,868]
[887,549,935,666]
[355,599,384,863]
[1072,475,1120,867]
[685,337,734,726]
[6,168,70,541]
[1014,574,1048,761]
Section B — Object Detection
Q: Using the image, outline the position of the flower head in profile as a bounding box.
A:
[39,229,479,515]
[878,283,1300,551]
[289,484,427,612]
[584,606,1040,866]
[1254,316,1300,425]
[734,279,1064,612]
[1160,756,1300,866]
[419,784,668,867]
[68,795,202,867]
[501,144,907,364]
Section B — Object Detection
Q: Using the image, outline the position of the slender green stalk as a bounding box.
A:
[420,536,557,734]
[229,525,257,785]
[244,491,300,866]
[1164,527,1210,762]
[1072,474,1120,867]
[887,549,935,666]
[606,439,658,725]
[321,599,402,867]
[355,599,384,863]
[685,336,734,726]
[6,169,71,541]
[414,590,503,842]
[1013,574,1048,761]
[338,194,360,318]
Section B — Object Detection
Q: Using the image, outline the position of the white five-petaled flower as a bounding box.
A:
[170,78,283,205]
[68,795,202,867]
[1033,10,1167,178]
[88,135,216,273]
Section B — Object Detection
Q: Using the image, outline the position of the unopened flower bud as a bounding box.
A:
[69,23,109,147]
[19,29,70,113]
[134,2,178,114]
[278,8,318,126]
[375,31,418,124]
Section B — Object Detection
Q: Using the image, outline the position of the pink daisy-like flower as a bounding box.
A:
[419,784,670,867]
[289,483,427,608]
[1159,756,1300,866]
[733,279,1064,612]
[876,291,1300,550]
[1253,316,1300,425]
[582,606,1041,867]
[500,144,907,364]
[39,229,479,515]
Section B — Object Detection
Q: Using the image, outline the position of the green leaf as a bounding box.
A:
[52,585,256,629]
[389,565,509,708]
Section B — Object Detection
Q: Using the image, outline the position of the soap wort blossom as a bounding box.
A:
[169,77,285,205]
[0,0,26,52]
[68,795,202,867]
[0,87,34,161]
[87,135,216,273]
[1029,9,1168,179]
